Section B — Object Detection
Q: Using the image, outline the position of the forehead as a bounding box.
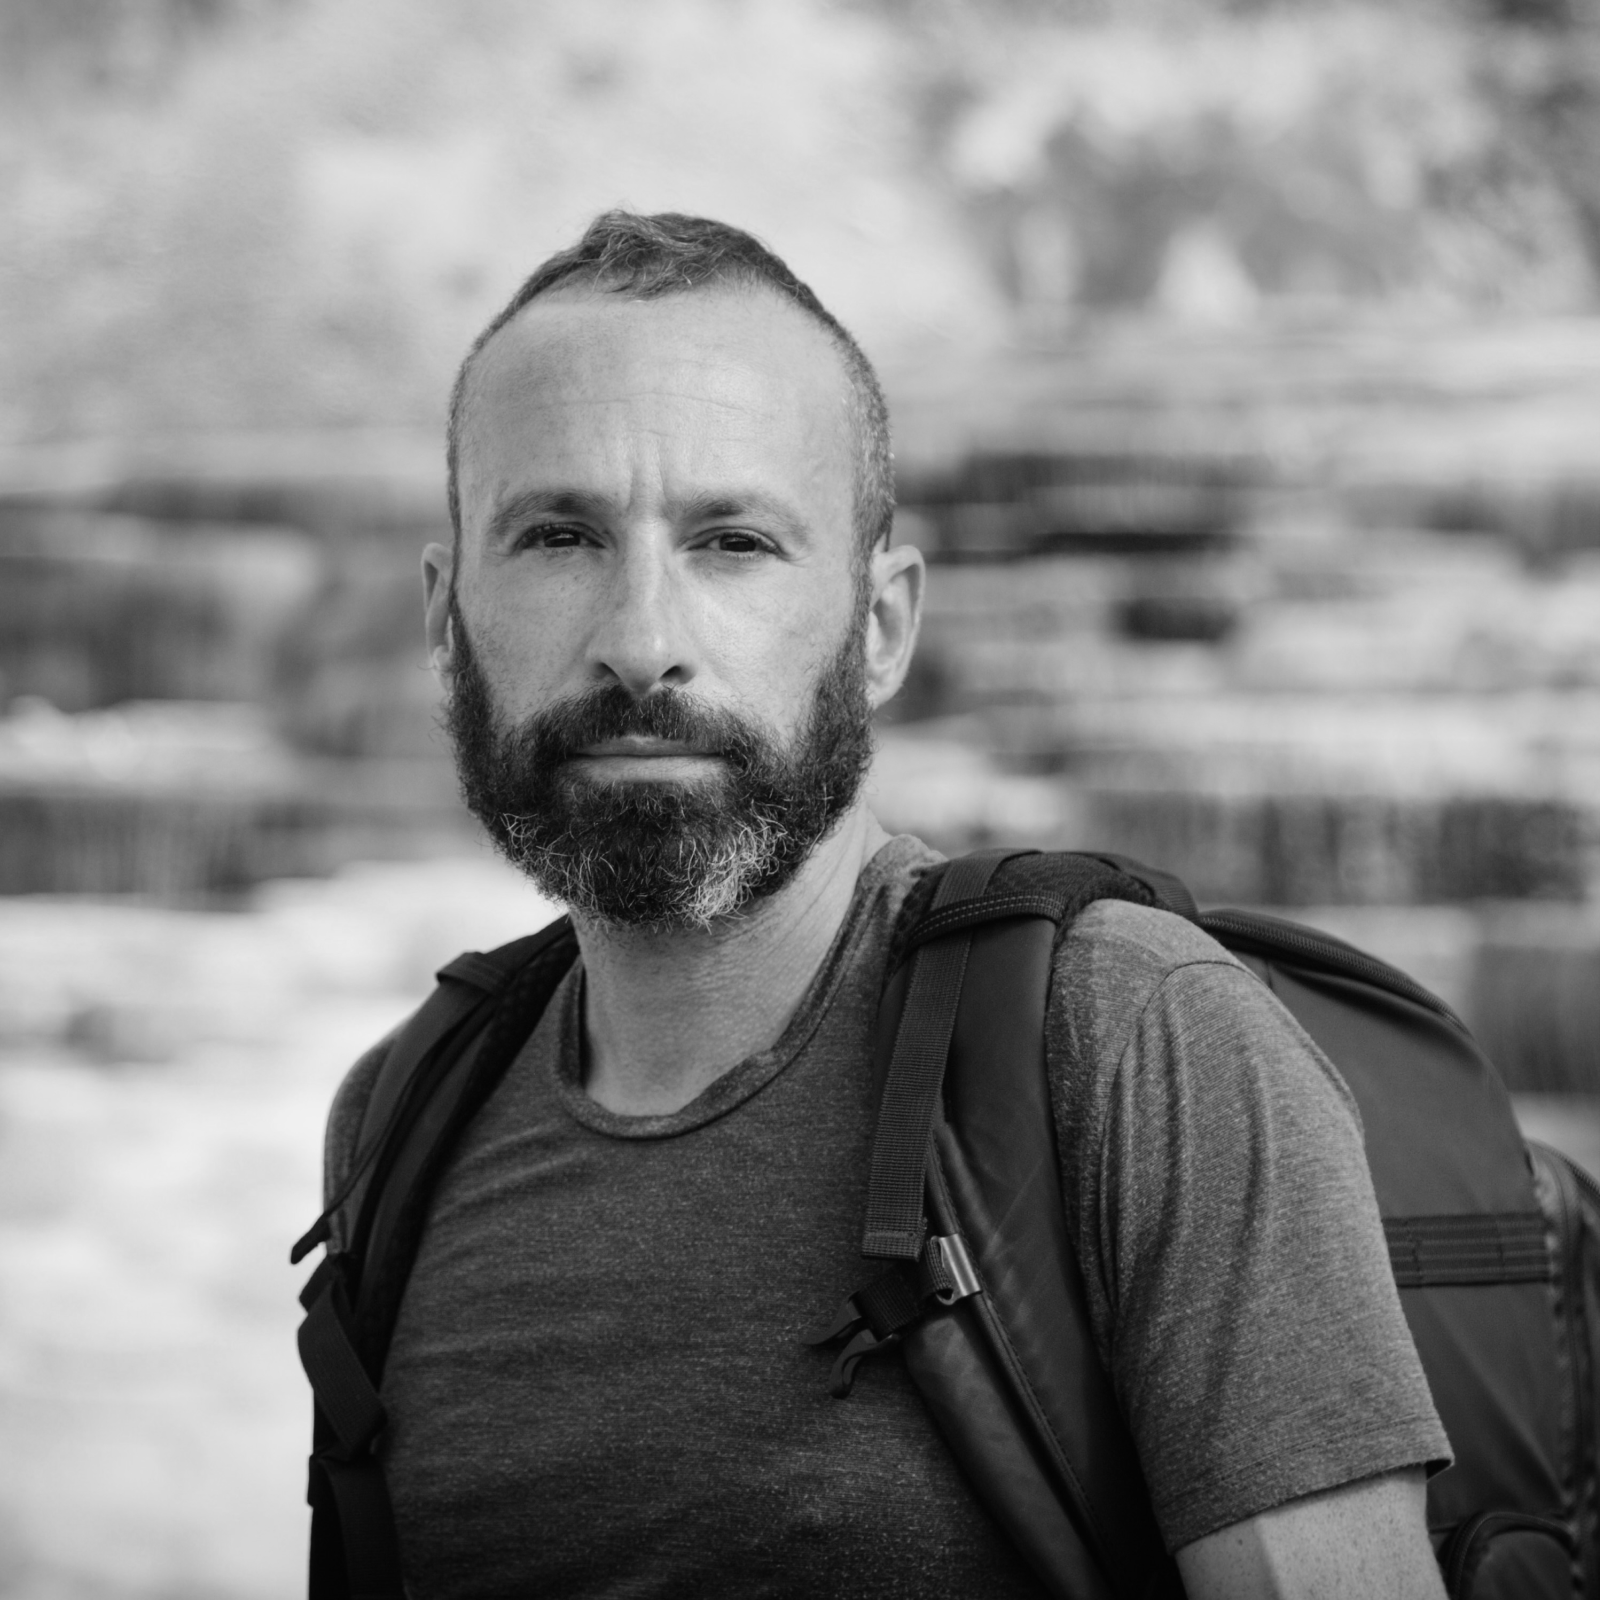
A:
[455,283,857,535]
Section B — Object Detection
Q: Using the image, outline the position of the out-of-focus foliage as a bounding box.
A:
[3,0,1600,444]
[925,2,1600,323]
[0,0,999,443]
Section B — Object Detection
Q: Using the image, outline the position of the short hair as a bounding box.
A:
[446,211,894,566]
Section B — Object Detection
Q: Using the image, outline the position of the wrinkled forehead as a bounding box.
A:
[454,283,859,538]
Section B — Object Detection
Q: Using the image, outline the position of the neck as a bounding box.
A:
[574,803,891,1117]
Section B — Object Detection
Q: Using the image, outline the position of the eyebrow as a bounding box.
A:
[483,489,605,549]
[677,492,810,540]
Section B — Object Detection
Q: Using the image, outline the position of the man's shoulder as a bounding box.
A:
[322,1027,397,1217]
[882,847,1253,1051]
[1060,895,1244,1000]
[1047,895,1307,1111]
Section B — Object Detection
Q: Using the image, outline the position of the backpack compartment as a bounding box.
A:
[1437,1510,1577,1600]
[1223,938,1585,1593]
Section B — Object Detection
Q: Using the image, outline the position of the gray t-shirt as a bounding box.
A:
[325,835,1447,1596]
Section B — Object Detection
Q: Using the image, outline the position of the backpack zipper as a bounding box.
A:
[1528,1140,1598,1592]
[1564,1151,1600,1217]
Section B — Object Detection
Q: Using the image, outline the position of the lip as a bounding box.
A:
[576,737,714,759]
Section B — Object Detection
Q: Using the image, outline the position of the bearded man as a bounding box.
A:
[318,211,1450,1598]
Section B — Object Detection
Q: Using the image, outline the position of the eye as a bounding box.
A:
[518,522,590,550]
[702,529,775,557]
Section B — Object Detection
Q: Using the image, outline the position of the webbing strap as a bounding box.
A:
[856,1264,925,1338]
[1386,1212,1552,1287]
[862,851,1027,1260]
[298,1279,385,1457]
[905,892,1069,951]
[310,1453,405,1600]
[299,1269,404,1599]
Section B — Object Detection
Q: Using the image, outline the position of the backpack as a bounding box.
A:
[292,848,1600,1600]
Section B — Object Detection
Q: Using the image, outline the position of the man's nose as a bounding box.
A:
[585,541,698,699]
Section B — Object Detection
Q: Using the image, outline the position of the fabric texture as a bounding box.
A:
[321,835,1448,1596]
[1049,899,1451,1550]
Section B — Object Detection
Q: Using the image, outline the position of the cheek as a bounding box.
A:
[456,582,573,716]
[708,584,854,725]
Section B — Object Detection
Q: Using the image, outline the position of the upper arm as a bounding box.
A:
[322,1033,394,1222]
[1046,904,1450,1548]
[1176,1469,1445,1600]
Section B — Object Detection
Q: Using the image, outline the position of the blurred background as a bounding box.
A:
[4,0,1600,1593]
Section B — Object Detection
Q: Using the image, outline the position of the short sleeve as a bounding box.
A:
[1047,901,1451,1552]
[322,1033,393,1237]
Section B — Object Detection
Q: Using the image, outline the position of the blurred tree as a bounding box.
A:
[4,0,1600,448]
[0,0,1000,444]
[903,1,1600,321]
[0,0,287,93]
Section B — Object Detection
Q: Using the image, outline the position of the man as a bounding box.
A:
[324,211,1450,1597]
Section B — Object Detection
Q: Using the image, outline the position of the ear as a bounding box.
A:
[422,542,456,687]
[862,540,925,712]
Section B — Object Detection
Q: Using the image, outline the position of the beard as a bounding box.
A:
[442,598,875,931]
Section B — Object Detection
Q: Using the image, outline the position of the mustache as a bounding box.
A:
[511,682,773,774]
[443,594,875,927]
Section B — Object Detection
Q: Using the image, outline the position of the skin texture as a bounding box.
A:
[1177,1468,1446,1599]
[425,283,923,1116]
[426,280,1446,1597]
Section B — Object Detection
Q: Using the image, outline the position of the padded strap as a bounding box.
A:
[352,924,580,1375]
[290,920,575,1266]
[1083,852,1200,922]
[297,917,578,1599]
[353,922,575,1195]
[862,851,1032,1260]
[288,975,490,1266]
[862,850,1177,1600]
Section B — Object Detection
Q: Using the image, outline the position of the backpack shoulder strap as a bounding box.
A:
[813,849,1185,1600]
[291,921,574,1268]
[294,914,579,1600]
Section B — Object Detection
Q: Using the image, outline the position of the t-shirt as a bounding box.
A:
[324,834,1449,1598]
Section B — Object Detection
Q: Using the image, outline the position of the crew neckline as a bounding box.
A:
[547,834,937,1140]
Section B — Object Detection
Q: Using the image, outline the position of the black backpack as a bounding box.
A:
[293,848,1600,1600]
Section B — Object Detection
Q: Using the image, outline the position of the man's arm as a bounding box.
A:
[1176,1468,1445,1600]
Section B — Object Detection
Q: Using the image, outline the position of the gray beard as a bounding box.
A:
[442,599,875,931]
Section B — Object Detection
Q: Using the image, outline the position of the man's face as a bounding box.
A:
[433,284,880,927]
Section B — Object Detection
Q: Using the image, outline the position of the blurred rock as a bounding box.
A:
[0,506,322,711]
[869,722,1075,851]
[900,448,1255,561]
[1075,788,1589,907]
[0,700,467,895]
[1470,907,1600,1093]
[1513,1097,1600,1185]
[0,856,559,1600]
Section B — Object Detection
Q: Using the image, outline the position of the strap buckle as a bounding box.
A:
[930,1232,980,1304]
[807,1234,982,1397]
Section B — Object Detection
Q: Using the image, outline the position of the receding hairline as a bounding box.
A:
[446,253,894,568]
[452,274,865,474]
